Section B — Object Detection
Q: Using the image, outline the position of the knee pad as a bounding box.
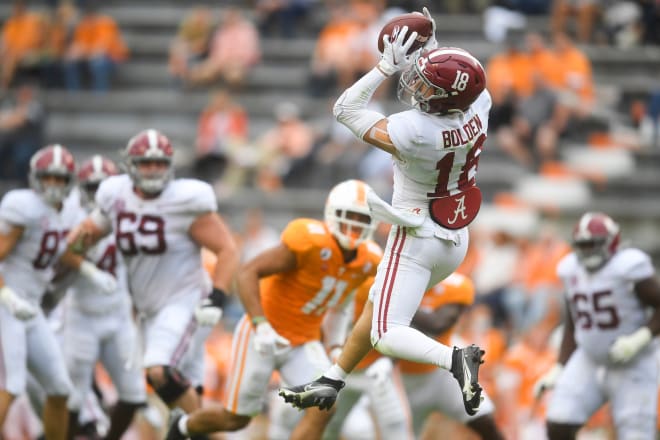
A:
[147,366,190,405]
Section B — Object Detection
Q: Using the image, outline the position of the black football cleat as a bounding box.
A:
[451,344,485,416]
[278,376,345,410]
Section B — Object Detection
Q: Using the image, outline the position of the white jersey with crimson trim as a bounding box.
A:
[557,248,655,364]
[386,90,491,212]
[0,189,80,305]
[94,174,217,315]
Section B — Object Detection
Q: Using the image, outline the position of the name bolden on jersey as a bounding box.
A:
[440,114,483,148]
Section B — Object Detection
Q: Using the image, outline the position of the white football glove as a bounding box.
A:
[194,299,223,327]
[377,25,419,77]
[0,286,37,320]
[79,260,117,294]
[532,363,563,398]
[253,321,291,356]
[365,357,394,386]
[609,327,652,364]
[422,7,438,51]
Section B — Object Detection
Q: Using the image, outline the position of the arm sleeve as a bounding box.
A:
[333,67,389,140]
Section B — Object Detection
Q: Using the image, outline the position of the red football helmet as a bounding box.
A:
[398,47,486,115]
[77,155,119,207]
[29,144,76,205]
[572,212,620,271]
[123,128,174,195]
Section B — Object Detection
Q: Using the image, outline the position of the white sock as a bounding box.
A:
[178,414,190,435]
[374,325,453,369]
[324,363,348,381]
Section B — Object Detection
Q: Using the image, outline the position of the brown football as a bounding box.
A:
[377,12,433,54]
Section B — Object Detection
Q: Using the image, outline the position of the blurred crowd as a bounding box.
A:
[1,2,659,437]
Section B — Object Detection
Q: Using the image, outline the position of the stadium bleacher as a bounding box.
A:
[0,2,659,261]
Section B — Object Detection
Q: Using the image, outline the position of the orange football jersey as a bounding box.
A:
[398,273,475,374]
[261,218,381,346]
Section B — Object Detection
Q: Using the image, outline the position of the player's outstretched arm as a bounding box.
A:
[236,243,296,323]
[333,27,418,160]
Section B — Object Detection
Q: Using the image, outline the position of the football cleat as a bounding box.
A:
[278,376,346,410]
[450,344,485,416]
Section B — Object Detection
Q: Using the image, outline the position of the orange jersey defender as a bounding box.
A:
[261,218,381,346]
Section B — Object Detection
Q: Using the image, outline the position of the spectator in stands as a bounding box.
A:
[194,88,249,185]
[40,1,79,88]
[548,32,594,136]
[639,0,660,45]
[184,7,261,89]
[497,72,560,169]
[255,0,315,38]
[0,0,45,90]
[307,1,373,97]
[62,0,128,92]
[486,38,532,166]
[550,0,601,43]
[0,82,45,183]
[254,101,316,191]
[168,6,213,86]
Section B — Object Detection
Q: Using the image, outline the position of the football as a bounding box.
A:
[377,12,434,54]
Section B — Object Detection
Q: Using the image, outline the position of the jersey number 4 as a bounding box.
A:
[116,212,167,256]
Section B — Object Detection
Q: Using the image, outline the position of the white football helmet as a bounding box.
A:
[123,128,174,195]
[29,144,76,205]
[77,155,119,209]
[324,180,376,250]
[572,212,620,271]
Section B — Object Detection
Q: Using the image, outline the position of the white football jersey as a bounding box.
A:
[94,175,217,315]
[387,90,491,212]
[557,248,656,364]
[0,189,81,305]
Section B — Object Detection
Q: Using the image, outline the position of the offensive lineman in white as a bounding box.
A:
[67,129,239,414]
[534,212,660,439]
[280,7,490,431]
[0,144,118,439]
[61,155,146,439]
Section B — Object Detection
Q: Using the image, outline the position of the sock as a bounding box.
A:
[374,325,453,369]
[324,363,348,381]
[178,414,190,435]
